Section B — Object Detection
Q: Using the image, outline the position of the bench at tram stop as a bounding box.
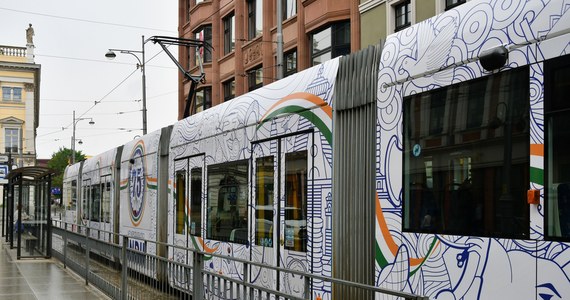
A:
[20,232,38,255]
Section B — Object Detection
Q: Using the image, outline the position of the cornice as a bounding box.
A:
[359,0,386,14]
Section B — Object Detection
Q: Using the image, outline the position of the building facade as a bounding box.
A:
[359,0,470,48]
[178,0,361,119]
[0,41,41,174]
[178,0,470,118]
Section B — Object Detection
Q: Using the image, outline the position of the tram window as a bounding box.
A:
[69,180,77,210]
[255,156,274,247]
[206,160,249,244]
[403,66,530,238]
[285,151,307,252]
[545,55,570,239]
[189,168,202,236]
[102,178,111,223]
[175,171,186,235]
[91,184,101,222]
[82,184,89,220]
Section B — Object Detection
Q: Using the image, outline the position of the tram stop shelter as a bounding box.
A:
[3,166,54,259]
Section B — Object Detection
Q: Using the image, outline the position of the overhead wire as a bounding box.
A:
[0,6,176,33]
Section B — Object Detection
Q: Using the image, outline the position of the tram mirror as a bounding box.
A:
[480,45,508,71]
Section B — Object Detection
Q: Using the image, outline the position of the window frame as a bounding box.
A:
[194,87,212,114]
[445,0,466,10]
[402,66,531,239]
[284,49,297,77]
[282,0,297,21]
[223,78,235,102]
[223,13,235,55]
[195,25,212,64]
[248,66,263,92]
[310,21,350,66]
[2,87,22,102]
[247,0,262,40]
[544,54,570,241]
[206,159,250,244]
[175,170,186,235]
[394,0,411,32]
[4,127,20,153]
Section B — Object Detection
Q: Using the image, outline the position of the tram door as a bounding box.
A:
[172,155,204,289]
[81,178,91,232]
[252,132,312,298]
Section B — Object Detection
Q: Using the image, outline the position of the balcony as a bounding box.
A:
[0,45,27,58]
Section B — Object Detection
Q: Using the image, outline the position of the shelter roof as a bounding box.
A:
[7,166,55,181]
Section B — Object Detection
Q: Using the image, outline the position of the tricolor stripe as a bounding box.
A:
[530,144,544,186]
[258,92,332,144]
[375,193,439,275]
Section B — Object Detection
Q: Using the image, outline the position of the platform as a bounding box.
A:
[0,241,108,300]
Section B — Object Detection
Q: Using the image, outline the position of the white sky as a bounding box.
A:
[0,0,179,159]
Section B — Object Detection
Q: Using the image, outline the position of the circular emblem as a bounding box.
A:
[412,144,422,157]
[128,144,146,226]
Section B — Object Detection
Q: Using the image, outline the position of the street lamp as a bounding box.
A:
[105,35,147,135]
[71,110,94,164]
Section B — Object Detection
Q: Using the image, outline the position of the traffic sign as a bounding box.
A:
[0,155,8,163]
[0,165,8,180]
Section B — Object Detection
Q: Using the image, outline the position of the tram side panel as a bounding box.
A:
[166,58,339,297]
[374,1,570,299]
[63,162,82,232]
[119,129,164,278]
[80,148,120,245]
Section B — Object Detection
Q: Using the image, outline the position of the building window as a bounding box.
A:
[4,128,19,153]
[195,25,212,64]
[223,79,235,101]
[223,13,235,55]
[248,0,263,40]
[545,54,570,240]
[403,66,529,238]
[194,87,212,114]
[285,50,297,77]
[282,0,297,20]
[186,0,191,22]
[395,0,411,32]
[187,47,192,70]
[311,22,350,66]
[248,66,263,91]
[445,0,466,10]
[2,87,22,101]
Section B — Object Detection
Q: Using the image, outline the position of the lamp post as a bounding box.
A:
[105,35,147,135]
[71,110,94,164]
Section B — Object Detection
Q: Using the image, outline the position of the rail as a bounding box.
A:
[50,220,429,300]
[0,45,27,57]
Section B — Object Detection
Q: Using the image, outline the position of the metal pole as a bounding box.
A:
[71,110,76,165]
[276,0,284,80]
[121,236,128,300]
[141,35,148,135]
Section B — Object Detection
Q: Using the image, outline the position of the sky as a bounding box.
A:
[0,0,179,159]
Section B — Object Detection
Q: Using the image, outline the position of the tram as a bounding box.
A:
[63,1,570,298]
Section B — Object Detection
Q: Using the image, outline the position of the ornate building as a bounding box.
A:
[0,25,41,175]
